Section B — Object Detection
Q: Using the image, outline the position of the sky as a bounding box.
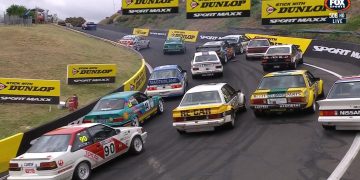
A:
[0,0,122,22]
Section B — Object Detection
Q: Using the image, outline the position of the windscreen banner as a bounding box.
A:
[186,0,251,19]
[67,64,117,85]
[133,28,150,36]
[122,0,179,15]
[167,29,199,42]
[0,78,60,104]
[246,33,312,53]
[261,0,338,25]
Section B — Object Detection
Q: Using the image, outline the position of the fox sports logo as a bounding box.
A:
[325,0,351,11]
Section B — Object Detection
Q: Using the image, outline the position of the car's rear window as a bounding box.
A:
[195,54,219,62]
[248,40,270,47]
[220,37,238,43]
[122,36,135,40]
[197,46,220,52]
[27,135,70,153]
[327,81,360,99]
[266,47,290,54]
[93,98,125,111]
[180,91,222,106]
[258,75,306,89]
[150,69,178,79]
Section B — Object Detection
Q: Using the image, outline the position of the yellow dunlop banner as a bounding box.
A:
[168,29,199,42]
[245,33,312,53]
[262,0,337,25]
[123,59,147,91]
[122,0,179,15]
[67,64,117,85]
[186,0,251,19]
[133,28,150,36]
[0,78,60,104]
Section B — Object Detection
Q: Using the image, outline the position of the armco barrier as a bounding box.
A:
[0,133,23,173]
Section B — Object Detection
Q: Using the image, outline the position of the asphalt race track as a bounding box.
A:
[76,27,360,180]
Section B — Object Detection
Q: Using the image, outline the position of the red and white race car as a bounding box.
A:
[8,123,147,180]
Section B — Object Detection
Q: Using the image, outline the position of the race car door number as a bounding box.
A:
[103,141,116,158]
[267,98,287,104]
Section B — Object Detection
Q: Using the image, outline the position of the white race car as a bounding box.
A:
[191,51,223,78]
[8,123,147,180]
[318,75,360,130]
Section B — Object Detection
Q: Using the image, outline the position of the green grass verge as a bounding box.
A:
[0,25,142,138]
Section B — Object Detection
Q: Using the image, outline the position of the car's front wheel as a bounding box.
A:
[73,161,91,180]
[132,116,140,127]
[157,100,164,114]
[129,136,144,155]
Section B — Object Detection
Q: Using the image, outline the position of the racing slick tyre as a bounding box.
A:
[239,45,244,54]
[239,97,247,112]
[254,110,265,117]
[263,66,271,72]
[322,124,336,130]
[225,112,236,129]
[163,50,167,55]
[73,161,91,180]
[177,129,186,135]
[299,58,304,64]
[291,62,297,70]
[157,100,164,114]
[147,42,150,48]
[217,72,223,77]
[192,74,198,79]
[232,51,236,59]
[245,55,250,61]
[306,98,317,114]
[132,116,140,127]
[129,135,144,155]
[222,55,228,64]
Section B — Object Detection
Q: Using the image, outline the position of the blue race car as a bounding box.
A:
[145,65,188,97]
[83,91,163,127]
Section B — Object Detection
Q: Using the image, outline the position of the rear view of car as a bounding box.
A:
[246,38,270,60]
[118,35,138,49]
[196,41,234,64]
[145,65,188,97]
[163,37,186,54]
[262,45,303,71]
[318,76,360,130]
[191,51,223,78]
[82,22,97,30]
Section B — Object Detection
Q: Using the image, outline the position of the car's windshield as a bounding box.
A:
[93,98,125,111]
[150,69,178,79]
[195,54,218,62]
[220,37,238,43]
[248,40,270,47]
[180,91,222,106]
[267,47,291,54]
[327,81,360,99]
[258,75,306,89]
[27,135,70,153]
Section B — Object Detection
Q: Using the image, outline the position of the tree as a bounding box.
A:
[65,17,86,27]
[6,4,27,17]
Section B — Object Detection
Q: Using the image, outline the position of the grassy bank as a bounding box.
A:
[0,25,142,138]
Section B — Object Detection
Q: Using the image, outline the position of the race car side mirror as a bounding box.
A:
[116,129,121,134]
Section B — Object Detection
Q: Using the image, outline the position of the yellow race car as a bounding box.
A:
[250,70,324,117]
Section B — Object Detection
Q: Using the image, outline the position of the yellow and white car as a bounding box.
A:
[172,83,246,134]
[250,70,324,117]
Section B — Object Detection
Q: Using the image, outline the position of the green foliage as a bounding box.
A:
[6,4,27,16]
[65,17,86,27]
[342,15,360,31]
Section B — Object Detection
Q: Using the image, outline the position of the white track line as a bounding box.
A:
[304,63,360,180]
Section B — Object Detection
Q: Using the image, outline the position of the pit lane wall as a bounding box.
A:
[0,26,147,175]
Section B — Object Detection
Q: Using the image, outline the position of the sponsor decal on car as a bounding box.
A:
[133,28,150,36]
[0,78,60,104]
[186,0,250,19]
[261,0,337,25]
[122,0,179,15]
[167,29,199,42]
[67,64,117,85]
[338,110,360,116]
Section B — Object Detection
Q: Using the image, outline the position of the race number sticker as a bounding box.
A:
[143,100,152,111]
[103,141,116,158]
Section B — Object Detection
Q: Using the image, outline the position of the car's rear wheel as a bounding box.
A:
[245,55,250,61]
[254,110,264,117]
[192,74,197,79]
[306,98,317,113]
[157,100,164,114]
[132,116,140,127]
[233,51,236,59]
[225,112,236,129]
[73,161,91,180]
[129,136,144,155]
[318,89,325,99]
[291,61,297,70]
[147,42,150,48]
[263,66,270,72]
[322,124,336,130]
[299,57,304,64]
[177,129,186,134]
[239,45,244,54]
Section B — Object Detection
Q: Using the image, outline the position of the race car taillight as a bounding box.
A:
[128,41,134,45]
[113,117,124,122]
[37,161,57,171]
[193,67,199,71]
[288,97,305,103]
[173,117,184,122]
[83,119,92,123]
[215,65,222,69]
[319,110,337,116]
[251,99,266,105]
[147,86,157,91]
[9,163,20,171]
[171,84,182,89]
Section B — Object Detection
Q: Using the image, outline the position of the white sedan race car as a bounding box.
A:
[191,51,223,78]
[318,76,360,130]
[8,123,147,180]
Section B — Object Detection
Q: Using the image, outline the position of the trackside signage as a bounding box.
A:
[261,0,337,25]
[186,0,251,19]
[67,64,117,85]
[167,29,199,42]
[0,78,60,104]
[246,33,312,53]
[133,28,150,36]
[122,0,179,15]
[124,60,147,91]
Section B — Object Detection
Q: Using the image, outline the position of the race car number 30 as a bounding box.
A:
[103,141,116,158]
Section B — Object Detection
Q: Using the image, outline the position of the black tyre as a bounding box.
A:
[73,161,91,180]
[306,98,317,114]
[217,72,223,77]
[245,55,250,61]
[254,111,264,117]
[318,89,325,99]
[322,124,335,130]
[263,66,270,72]
[147,42,150,48]
[225,112,236,129]
[129,135,144,155]
[177,129,186,135]
[157,99,164,114]
[163,51,167,55]
[299,58,304,64]
[192,74,198,79]
[291,62,297,70]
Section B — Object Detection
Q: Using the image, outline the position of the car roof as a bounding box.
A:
[265,70,307,77]
[154,65,179,71]
[337,75,360,83]
[186,83,225,93]
[45,123,99,135]
[101,91,138,99]
[222,35,243,38]
[194,51,218,56]
[203,41,223,46]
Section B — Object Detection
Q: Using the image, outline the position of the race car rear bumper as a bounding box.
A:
[246,53,266,58]
[173,116,231,132]
[191,69,223,76]
[250,103,307,111]
[263,62,292,69]
[319,116,360,130]
[145,87,184,97]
